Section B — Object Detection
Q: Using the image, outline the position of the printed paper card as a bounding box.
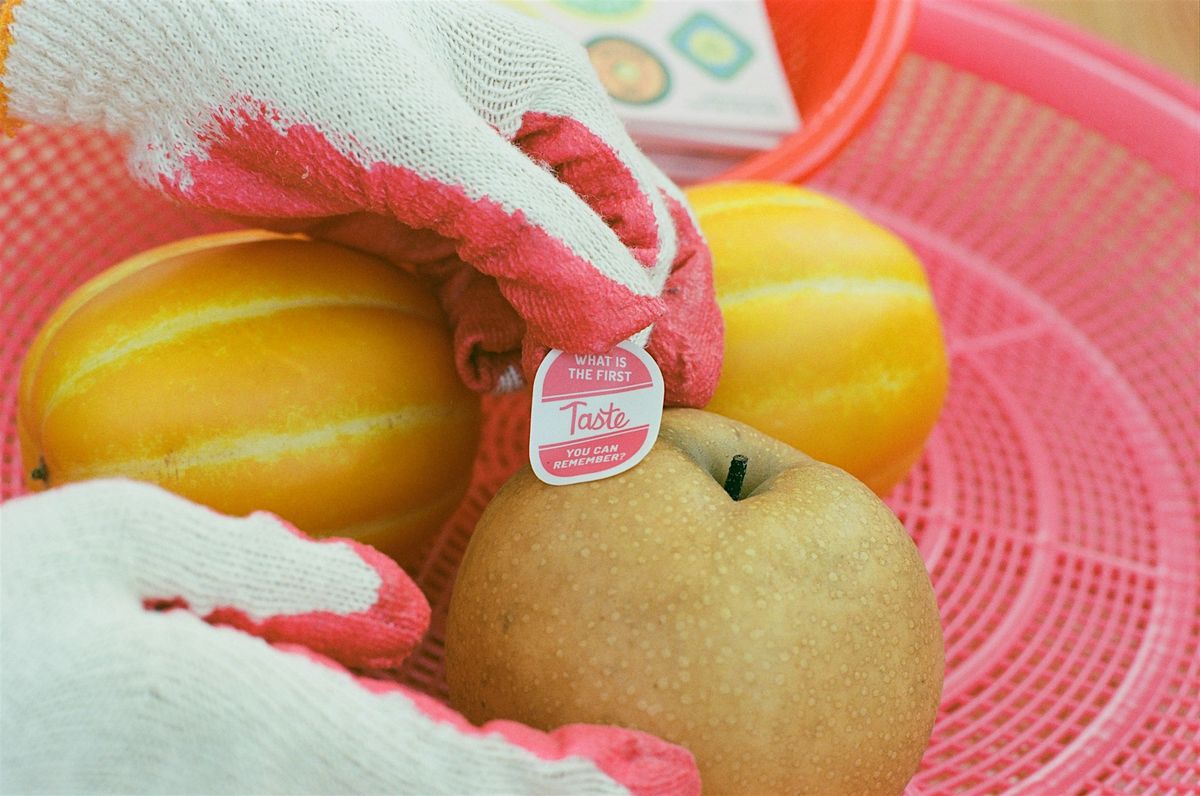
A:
[501,0,801,156]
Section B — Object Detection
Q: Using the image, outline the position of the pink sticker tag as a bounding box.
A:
[529,342,665,486]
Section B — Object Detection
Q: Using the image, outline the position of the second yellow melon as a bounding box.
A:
[687,182,948,495]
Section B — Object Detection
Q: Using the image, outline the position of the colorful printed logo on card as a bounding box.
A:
[670,12,754,80]
[554,0,647,21]
[586,36,671,105]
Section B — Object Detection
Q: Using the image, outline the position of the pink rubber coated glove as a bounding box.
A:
[0,479,701,794]
[0,0,722,406]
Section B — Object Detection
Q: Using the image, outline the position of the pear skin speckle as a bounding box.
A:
[445,409,944,796]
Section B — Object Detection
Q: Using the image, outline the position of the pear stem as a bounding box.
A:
[723,455,749,501]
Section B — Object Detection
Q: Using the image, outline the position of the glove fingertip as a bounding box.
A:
[206,520,431,670]
[549,723,703,796]
[650,194,724,408]
[514,111,659,270]
[387,688,702,795]
[518,292,668,386]
[320,534,433,666]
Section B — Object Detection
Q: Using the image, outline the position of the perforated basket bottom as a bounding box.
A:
[3,54,1198,796]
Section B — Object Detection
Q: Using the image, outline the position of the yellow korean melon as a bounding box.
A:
[687,182,949,496]
[18,230,481,572]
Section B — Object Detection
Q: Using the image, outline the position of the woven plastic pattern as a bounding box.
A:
[821,59,1200,793]
[1,4,1197,795]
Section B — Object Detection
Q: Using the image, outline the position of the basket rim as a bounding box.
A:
[911,0,1200,195]
[723,0,920,184]
[920,0,1200,108]
[730,0,1200,194]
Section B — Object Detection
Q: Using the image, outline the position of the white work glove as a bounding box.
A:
[0,479,700,795]
[0,0,722,406]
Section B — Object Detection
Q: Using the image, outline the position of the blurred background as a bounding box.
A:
[1016,0,1198,83]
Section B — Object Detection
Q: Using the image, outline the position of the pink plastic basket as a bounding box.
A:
[769,2,1199,792]
[1,0,1197,793]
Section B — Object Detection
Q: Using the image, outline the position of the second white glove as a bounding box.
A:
[0,480,700,795]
